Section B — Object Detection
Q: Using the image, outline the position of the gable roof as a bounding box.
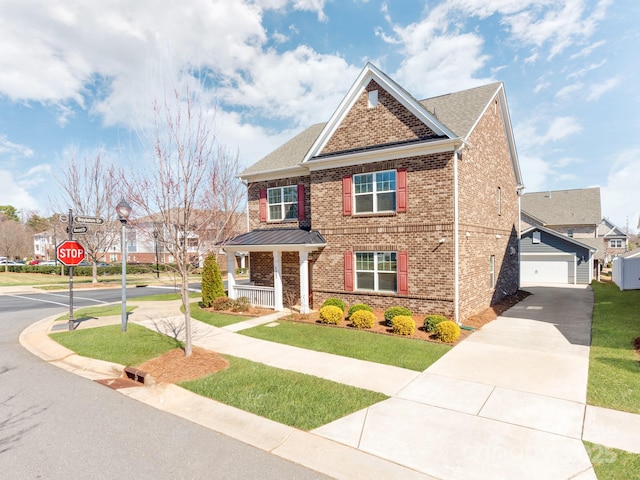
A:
[521,188,602,226]
[240,64,521,185]
[598,217,627,238]
[522,225,598,253]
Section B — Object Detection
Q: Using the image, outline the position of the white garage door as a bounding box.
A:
[521,257,571,284]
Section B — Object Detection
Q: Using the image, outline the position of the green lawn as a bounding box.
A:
[189,302,252,327]
[55,304,137,322]
[588,282,640,414]
[585,442,640,480]
[240,320,451,371]
[133,291,201,302]
[50,323,182,365]
[180,356,388,430]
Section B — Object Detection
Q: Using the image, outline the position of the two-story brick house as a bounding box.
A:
[225,64,523,323]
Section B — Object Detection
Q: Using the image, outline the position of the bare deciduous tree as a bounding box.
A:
[0,219,32,271]
[53,152,121,282]
[123,88,243,357]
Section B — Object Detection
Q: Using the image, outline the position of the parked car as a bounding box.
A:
[38,260,57,266]
[29,259,41,265]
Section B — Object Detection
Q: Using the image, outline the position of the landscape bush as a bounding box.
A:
[322,298,346,313]
[210,296,232,311]
[384,306,412,326]
[318,305,343,325]
[391,315,415,336]
[201,253,225,307]
[424,315,449,332]
[435,321,461,343]
[350,310,375,329]
[230,296,250,312]
[347,303,373,318]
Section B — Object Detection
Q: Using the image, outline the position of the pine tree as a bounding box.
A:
[201,253,225,307]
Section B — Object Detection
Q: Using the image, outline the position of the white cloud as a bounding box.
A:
[586,76,620,101]
[555,83,583,100]
[0,170,40,211]
[600,148,640,232]
[0,135,34,159]
[519,155,551,192]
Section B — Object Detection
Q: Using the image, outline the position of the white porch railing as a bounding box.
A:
[233,285,275,309]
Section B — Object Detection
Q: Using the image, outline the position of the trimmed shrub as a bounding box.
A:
[424,315,449,332]
[230,296,250,312]
[391,315,415,336]
[322,298,346,313]
[435,321,461,343]
[201,253,225,307]
[318,305,343,325]
[384,306,412,326]
[350,310,375,329]
[347,303,374,318]
[211,296,232,311]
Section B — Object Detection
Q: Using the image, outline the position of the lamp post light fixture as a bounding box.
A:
[115,198,132,332]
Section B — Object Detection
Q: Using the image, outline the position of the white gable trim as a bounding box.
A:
[302,63,457,163]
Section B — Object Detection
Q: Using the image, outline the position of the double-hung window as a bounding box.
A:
[610,239,623,248]
[268,186,297,221]
[355,252,397,292]
[353,170,396,214]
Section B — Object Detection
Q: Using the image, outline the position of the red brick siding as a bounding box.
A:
[247,176,311,231]
[457,95,519,319]
[321,80,437,155]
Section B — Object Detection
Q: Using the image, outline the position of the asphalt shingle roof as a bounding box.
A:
[419,82,502,139]
[520,188,602,226]
[225,228,326,247]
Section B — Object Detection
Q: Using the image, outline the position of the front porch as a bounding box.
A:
[224,228,327,314]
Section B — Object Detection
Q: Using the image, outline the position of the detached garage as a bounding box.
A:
[520,226,596,285]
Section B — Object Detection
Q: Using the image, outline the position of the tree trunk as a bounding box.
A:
[181,270,192,357]
[92,262,98,283]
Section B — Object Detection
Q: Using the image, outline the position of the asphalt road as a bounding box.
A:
[0,289,329,479]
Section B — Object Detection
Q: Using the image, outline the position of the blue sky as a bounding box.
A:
[0,0,638,232]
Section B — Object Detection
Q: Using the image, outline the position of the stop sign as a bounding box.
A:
[56,240,86,266]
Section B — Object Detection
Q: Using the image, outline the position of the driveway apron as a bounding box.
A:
[313,285,597,480]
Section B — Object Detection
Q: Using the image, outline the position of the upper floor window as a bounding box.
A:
[268,186,298,221]
[355,251,397,292]
[368,90,378,108]
[610,239,623,248]
[567,229,574,238]
[532,231,541,244]
[353,170,396,214]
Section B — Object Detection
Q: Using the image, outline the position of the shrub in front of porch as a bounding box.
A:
[319,305,343,325]
[347,303,373,319]
[384,306,412,327]
[322,298,346,313]
[424,315,449,332]
[201,253,225,308]
[434,321,460,343]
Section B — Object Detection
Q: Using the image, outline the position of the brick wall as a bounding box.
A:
[321,80,437,155]
[457,94,520,319]
[247,176,311,231]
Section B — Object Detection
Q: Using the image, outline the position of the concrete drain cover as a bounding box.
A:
[95,378,142,390]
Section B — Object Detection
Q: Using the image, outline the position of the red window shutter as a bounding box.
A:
[398,251,408,295]
[344,251,354,291]
[297,184,305,221]
[397,168,407,213]
[342,175,352,216]
[259,188,267,222]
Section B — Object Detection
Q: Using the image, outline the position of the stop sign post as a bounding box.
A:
[56,240,86,266]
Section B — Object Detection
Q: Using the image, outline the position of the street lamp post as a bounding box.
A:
[116,198,132,332]
[153,227,160,279]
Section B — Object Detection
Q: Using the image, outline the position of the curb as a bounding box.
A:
[19,312,436,480]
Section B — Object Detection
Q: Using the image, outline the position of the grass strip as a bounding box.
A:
[180,355,388,430]
[188,302,251,327]
[584,441,640,479]
[588,282,640,414]
[240,320,450,371]
[55,305,137,321]
[50,323,182,366]
[133,291,200,302]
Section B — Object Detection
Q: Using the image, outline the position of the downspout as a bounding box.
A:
[517,185,525,289]
[453,147,462,325]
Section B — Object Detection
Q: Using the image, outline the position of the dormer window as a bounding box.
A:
[368,89,378,108]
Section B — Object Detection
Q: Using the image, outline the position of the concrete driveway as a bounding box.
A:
[314,285,597,480]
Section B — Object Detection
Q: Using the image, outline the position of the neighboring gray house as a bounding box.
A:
[520,188,602,284]
[597,217,628,262]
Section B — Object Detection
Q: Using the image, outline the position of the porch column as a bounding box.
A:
[227,252,237,299]
[273,251,283,311]
[299,251,309,314]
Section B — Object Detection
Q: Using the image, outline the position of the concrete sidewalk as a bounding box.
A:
[19,287,640,479]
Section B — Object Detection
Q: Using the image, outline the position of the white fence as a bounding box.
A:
[233,285,275,309]
[612,256,640,290]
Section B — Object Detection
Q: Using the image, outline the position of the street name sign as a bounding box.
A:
[56,240,86,266]
[74,215,105,225]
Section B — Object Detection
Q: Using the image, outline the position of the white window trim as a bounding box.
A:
[353,169,397,214]
[610,239,623,248]
[490,255,495,288]
[355,251,397,292]
[267,185,297,221]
